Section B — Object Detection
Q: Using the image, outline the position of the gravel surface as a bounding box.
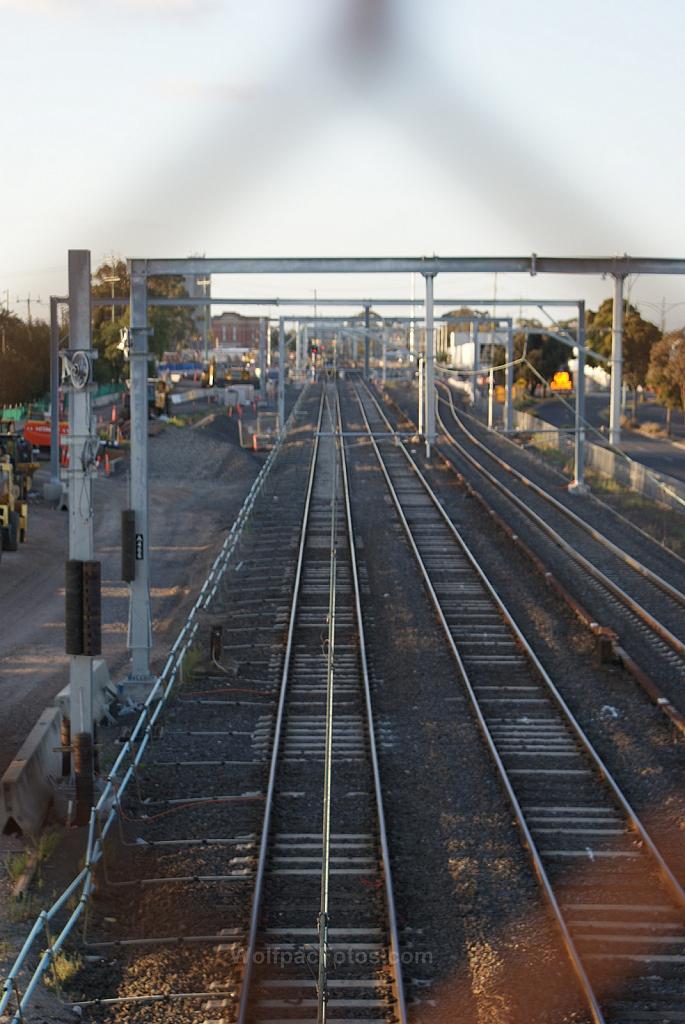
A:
[386,381,685,711]
[448,392,685,594]
[5,389,321,1024]
[0,394,308,1022]
[340,383,589,1024]
[379,382,685,882]
[7,379,683,1023]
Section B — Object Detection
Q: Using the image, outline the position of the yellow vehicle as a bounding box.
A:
[551,370,573,392]
[121,378,171,419]
[152,378,170,414]
[0,456,28,551]
[201,359,254,387]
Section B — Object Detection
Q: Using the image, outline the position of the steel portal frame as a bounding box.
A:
[119,253,684,681]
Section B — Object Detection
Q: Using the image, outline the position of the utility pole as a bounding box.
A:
[126,264,153,687]
[569,301,588,494]
[296,322,302,376]
[101,253,121,322]
[16,294,40,334]
[197,276,211,362]
[49,298,61,487]
[64,250,99,823]
[364,304,371,378]
[504,318,514,433]
[609,276,624,448]
[278,317,285,428]
[423,273,436,458]
[258,317,267,398]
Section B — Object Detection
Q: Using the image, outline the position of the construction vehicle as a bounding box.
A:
[201,358,255,388]
[0,429,39,494]
[23,418,70,452]
[121,378,171,420]
[0,451,29,551]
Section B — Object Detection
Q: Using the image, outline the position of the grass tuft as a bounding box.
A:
[44,950,83,992]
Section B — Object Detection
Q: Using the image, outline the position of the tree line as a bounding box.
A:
[441,300,685,429]
[1,267,684,427]
[0,260,197,405]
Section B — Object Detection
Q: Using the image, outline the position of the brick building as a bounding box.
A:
[211,312,262,350]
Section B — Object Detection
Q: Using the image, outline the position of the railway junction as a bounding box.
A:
[2,253,685,1024]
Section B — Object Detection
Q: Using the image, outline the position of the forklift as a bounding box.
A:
[0,440,31,551]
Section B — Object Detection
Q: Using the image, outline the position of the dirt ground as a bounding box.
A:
[0,406,266,1003]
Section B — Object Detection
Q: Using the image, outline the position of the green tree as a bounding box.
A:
[512,319,568,394]
[0,310,50,404]
[587,298,660,415]
[647,334,682,433]
[90,259,195,381]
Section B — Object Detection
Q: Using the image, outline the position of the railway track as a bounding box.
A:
[388,378,685,710]
[349,375,685,1024]
[55,380,404,1024]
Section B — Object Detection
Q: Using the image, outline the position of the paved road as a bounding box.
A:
[0,411,262,781]
[533,393,685,484]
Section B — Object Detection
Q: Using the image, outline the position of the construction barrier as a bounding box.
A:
[0,708,63,837]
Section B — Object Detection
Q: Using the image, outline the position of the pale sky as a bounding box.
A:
[2,0,685,326]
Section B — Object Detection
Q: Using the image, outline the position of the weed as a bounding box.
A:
[7,895,35,923]
[639,420,666,437]
[43,950,83,993]
[97,746,116,775]
[529,443,571,474]
[5,849,31,885]
[586,469,685,557]
[35,829,60,865]
[174,645,203,693]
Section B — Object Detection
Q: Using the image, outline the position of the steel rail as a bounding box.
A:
[360,377,685,904]
[236,388,326,1024]
[353,377,685,1024]
[335,385,408,1024]
[432,384,685,660]
[317,387,338,1023]
[444,384,685,571]
[437,379,685,611]
[0,384,313,1024]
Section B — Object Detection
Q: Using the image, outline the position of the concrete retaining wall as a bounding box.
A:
[512,409,564,449]
[0,660,114,836]
[0,708,62,836]
[512,410,685,512]
[169,387,207,405]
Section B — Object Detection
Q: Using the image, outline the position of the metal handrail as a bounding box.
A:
[0,384,311,1023]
